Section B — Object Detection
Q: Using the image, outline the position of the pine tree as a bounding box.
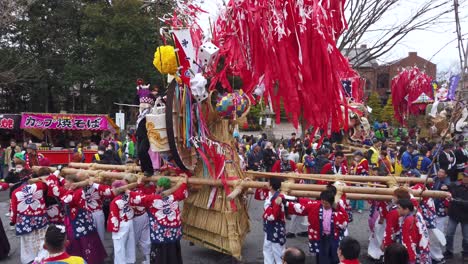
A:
[381,97,395,124]
[367,92,383,122]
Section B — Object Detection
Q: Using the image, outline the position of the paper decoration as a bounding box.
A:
[198,42,219,67]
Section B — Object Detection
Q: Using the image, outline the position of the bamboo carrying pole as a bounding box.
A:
[245,171,433,184]
[54,167,448,199]
[68,162,142,172]
[289,191,395,201]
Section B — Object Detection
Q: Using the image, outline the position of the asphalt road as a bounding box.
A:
[0,190,464,264]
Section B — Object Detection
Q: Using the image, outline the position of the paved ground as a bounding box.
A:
[0,191,465,264]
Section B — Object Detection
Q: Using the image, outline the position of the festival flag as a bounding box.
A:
[171,30,193,86]
[447,74,461,101]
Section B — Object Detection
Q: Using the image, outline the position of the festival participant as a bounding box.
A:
[380,188,411,250]
[411,179,445,264]
[367,165,387,261]
[378,150,394,175]
[36,224,86,264]
[123,134,135,162]
[272,150,298,174]
[320,152,348,183]
[99,131,112,148]
[108,180,136,264]
[401,144,415,171]
[282,247,306,264]
[314,149,331,174]
[338,237,361,264]
[412,146,432,175]
[10,171,49,264]
[44,175,107,264]
[248,145,263,171]
[432,169,450,245]
[92,145,106,163]
[5,157,33,197]
[4,139,17,171]
[367,139,381,166]
[38,168,66,225]
[263,142,278,172]
[254,177,287,264]
[79,172,114,243]
[437,144,456,182]
[288,146,300,164]
[273,150,304,239]
[302,148,315,174]
[396,199,431,264]
[132,177,154,264]
[127,176,188,264]
[384,243,409,264]
[25,143,40,169]
[454,141,467,181]
[288,190,349,264]
[326,183,353,230]
[444,176,468,261]
[350,151,368,213]
[0,182,11,259]
[288,133,297,149]
[136,87,156,176]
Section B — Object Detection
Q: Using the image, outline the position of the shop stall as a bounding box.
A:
[20,112,119,164]
[0,114,22,145]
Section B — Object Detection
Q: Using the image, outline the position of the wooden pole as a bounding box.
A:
[68,163,142,172]
[245,171,433,184]
[289,191,394,201]
[282,182,447,198]
[57,168,447,198]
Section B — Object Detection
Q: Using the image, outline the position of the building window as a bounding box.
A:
[365,78,372,91]
[377,73,390,90]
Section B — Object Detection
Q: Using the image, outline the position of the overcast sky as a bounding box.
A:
[196,0,468,73]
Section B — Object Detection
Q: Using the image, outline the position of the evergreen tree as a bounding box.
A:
[367,92,383,122]
[381,97,396,124]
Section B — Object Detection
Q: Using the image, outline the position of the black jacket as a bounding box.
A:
[448,183,468,223]
[262,149,278,172]
[439,151,457,181]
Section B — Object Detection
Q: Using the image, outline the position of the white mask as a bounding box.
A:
[15,167,23,172]
[98,151,104,155]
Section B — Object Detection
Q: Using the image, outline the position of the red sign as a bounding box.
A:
[0,114,20,130]
[0,118,14,129]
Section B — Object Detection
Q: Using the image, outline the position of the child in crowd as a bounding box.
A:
[397,199,431,264]
[338,237,361,264]
[108,180,136,264]
[384,243,409,264]
[254,177,287,264]
[36,224,86,264]
[380,188,411,252]
[288,190,349,264]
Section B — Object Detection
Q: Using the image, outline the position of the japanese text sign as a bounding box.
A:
[21,113,108,130]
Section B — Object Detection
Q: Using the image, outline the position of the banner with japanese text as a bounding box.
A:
[0,114,21,130]
[20,113,108,130]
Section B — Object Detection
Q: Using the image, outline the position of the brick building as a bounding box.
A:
[345,46,437,103]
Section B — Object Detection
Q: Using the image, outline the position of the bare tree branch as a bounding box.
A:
[339,0,467,68]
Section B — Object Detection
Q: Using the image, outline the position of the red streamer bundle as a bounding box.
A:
[391,67,433,124]
[208,0,353,132]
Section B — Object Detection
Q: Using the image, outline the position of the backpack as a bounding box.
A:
[304,155,315,168]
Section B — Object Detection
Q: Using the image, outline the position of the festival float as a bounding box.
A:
[36,0,453,260]
[391,67,467,140]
